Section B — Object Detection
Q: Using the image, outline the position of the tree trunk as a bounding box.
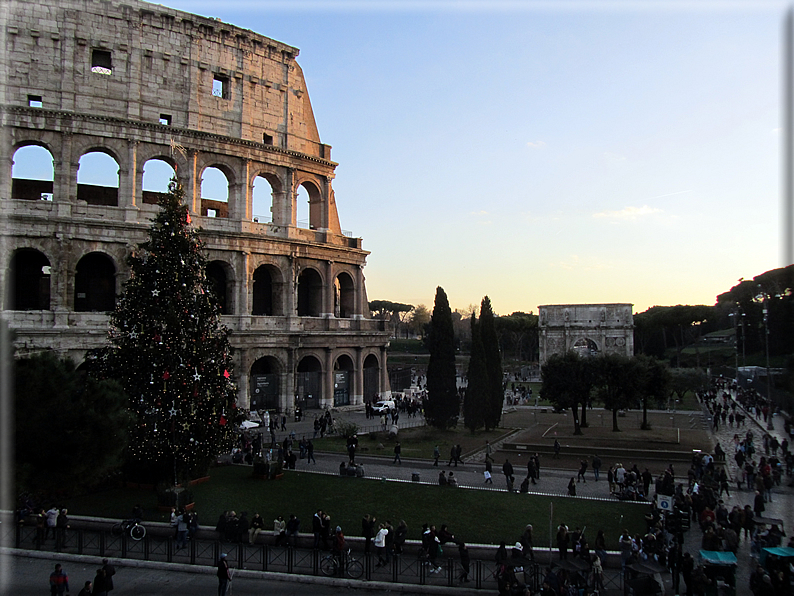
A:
[612,408,621,432]
[641,399,650,430]
[572,406,582,435]
[580,400,589,428]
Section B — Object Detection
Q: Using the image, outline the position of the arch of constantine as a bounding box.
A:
[538,304,634,365]
[1,0,391,412]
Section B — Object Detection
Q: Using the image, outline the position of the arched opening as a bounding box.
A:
[363,354,380,403]
[335,272,355,318]
[296,356,323,409]
[333,354,354,406]
[297,268,322,317]
[253,265,284,316]
[77,150,120,206]
[200,166,229,218]
[75,252,116,312]
[7,249,51,310]
[12,144,54,200]
[572,338,599,358]
[296,184,310,229]
[250,356,281,411]
[252,175,274,223]
[206,260,232,315]
[142,158,176,205]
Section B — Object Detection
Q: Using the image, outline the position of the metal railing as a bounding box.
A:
[8,521,631,592]
[7,522,509,590]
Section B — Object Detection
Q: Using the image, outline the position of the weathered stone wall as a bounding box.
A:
[1,0,390,412]
[538,303,634,364]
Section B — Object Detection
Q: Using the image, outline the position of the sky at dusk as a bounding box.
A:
[77,1,794,314]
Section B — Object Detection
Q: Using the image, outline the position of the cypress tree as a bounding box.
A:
[479,296,503,430]
[463,310,489,432]
[424,286,459,429]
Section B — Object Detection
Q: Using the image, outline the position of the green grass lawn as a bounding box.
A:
[61,465,647,549]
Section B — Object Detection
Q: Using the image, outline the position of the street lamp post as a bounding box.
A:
[762,299,774,431]
[729,311,739,382]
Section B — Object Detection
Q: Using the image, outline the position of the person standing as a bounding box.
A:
[55,508,69,550]
[362,514,376,554]
[217,553,231,596]
[592,455,602,482]
[50,564,70,596]
[556,525,569,560]
[175,510,189,549]
[553,439,561,459]
[273,515,286,546]
[374,523,389,567]
[45,506,59,541]
[458,542,471,582]
[92,568,108,596]
[101,559,115,593]
[311,510,324,549]
[77,580,92,596]
[307,439,316,464]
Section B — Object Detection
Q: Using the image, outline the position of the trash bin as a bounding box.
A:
[412,472,420,482]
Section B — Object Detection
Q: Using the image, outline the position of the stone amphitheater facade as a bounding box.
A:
[0,0,391,412]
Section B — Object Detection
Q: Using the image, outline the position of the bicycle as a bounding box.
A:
[320,549,364,579]
[111,519,146,541]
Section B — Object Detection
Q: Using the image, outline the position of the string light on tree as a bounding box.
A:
[90,179,242,484]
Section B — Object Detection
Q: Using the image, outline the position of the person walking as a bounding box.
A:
[49,563,70,596]
[432,445,440,466]
[393,442,402,465]
[306,439,316,464]
[217,553,231,596]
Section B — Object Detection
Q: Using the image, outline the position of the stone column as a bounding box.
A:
[227,160,247,220]
[353,265,365,319]
[55,133,77,206]
[353,347,364,406]
[285,348,296,413]
[322,260,334,318]
[379,346,391,399]
[239,251,250,317]
[237,350,250,409]
[324,348,334,409]
[119,140,138,209]
[286,256,296,317]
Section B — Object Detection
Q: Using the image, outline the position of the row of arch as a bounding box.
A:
[9,140,328,229]
[6,248,360,318]
[249,352,383,410]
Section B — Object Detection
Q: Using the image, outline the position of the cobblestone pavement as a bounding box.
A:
[676,388,793,595]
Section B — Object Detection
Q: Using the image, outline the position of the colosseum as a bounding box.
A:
[1,0,391,412]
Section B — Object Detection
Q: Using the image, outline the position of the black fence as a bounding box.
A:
[7,522,546,592]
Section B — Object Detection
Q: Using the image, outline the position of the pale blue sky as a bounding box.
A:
[31,0,790,315]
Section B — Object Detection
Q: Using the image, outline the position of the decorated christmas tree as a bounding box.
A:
[92,180,241,483]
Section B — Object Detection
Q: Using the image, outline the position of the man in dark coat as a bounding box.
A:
[101,559,116,592]
[217,553,231,596]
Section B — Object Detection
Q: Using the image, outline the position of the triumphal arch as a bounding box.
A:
[1,0,391,412]
[538,304,634,364]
